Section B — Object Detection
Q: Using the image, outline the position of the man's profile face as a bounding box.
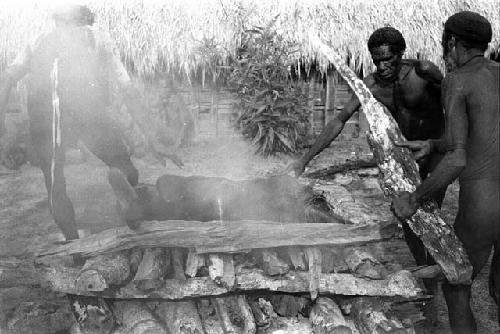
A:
[442,33,458,73]
[370,44,401,81]
[443,49,458,73]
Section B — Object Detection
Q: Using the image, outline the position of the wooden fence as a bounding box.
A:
[185,73,366,140]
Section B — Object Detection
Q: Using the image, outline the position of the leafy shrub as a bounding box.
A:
[227,23,311,156]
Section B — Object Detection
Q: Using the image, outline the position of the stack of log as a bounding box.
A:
[37,218,443,334]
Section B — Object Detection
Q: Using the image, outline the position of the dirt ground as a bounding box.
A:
[0,136,498,334]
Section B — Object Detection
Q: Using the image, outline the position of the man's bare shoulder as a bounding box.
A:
[448,59,497,84]
[485,59,500,70]
[442,65,486,97]
[442,71,467,89]
[413,60,444,84]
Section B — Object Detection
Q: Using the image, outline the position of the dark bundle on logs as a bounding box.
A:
[112,171,350,228]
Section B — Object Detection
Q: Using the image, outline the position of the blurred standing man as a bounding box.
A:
[287,27,447,282]
[392,11,499,333]
[0,5,145,241]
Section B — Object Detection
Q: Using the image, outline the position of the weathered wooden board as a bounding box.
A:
[38,220,397,258]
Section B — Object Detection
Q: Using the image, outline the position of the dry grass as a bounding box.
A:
[0,0,498,80]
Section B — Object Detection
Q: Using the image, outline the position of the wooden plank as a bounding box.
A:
[38,220,397,258]
[132,248,166,290]
[43,266,422,299]
[303,158,377,179]
[305,247,322,300]
[185,248,200,278]
[325,73,337,125]
[312,38,472,284]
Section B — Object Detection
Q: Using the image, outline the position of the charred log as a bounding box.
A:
[156,301,204,334]
[75,251,130,292]
[309,297,353,334]
[344,297,409,334]
[112,301,165,334]
[68,295,115,334]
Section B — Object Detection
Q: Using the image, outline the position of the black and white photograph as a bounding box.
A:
[0,0,498,333]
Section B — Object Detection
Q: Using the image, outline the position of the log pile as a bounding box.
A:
[38,231,440,334]
[35,162,448,333]
[34,167,439,333]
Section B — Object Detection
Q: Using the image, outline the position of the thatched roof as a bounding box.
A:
[1,0,498,80]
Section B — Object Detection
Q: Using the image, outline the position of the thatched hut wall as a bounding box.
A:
[0,0,498,81]
[0,0,497,141]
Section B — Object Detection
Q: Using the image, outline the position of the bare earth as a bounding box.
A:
[0,137,498,333]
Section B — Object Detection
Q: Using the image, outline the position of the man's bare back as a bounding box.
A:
[391,11,499,331]
[444,58,499,182]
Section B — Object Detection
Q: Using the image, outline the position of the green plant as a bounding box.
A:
[227,22,311,156]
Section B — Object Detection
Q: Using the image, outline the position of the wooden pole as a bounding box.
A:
[310,37,472,284]
[307,77,316,135]
[324,71,337,126]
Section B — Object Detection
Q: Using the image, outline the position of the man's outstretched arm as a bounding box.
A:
[286,94,361,176]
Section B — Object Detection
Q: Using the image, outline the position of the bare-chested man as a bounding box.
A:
[287,27,446,276]
[392,11,499,333]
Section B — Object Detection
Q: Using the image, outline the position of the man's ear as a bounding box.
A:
[447,36,457,51]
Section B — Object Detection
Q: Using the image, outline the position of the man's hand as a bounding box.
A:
[395,140,433,161]
[284,158,307,177]
[391,191,419,219]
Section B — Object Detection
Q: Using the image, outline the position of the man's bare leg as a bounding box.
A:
[108,168,144,228]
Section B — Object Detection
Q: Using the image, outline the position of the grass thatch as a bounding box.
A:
[0,0,498,80]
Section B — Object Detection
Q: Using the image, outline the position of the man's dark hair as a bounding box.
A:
[443,11,492,52]
[77,5,95,26]
[442,31,489,53]
[367,27,406,55]
[53,5,95,26]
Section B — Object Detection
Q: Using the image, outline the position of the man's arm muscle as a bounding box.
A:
[413,74,468,203]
